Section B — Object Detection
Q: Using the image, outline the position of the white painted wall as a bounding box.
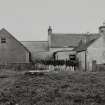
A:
[87,36,105,70]
[77,36,105,71]
[55,51,76,60]
[77,51,86,70]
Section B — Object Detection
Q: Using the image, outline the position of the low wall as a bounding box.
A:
[0,63,35,70]
[94,64,105,72]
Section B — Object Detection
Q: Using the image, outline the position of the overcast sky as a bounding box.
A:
[0,0,104,41]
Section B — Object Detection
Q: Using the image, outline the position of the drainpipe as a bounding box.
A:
[84,32,89,72]
[85,48,87,72]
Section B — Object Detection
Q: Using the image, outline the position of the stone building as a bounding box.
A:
[22,26,89,61]
[0,28,30,64]
[0,24,104,68]
[47,26,97,61]
[76,23,105,71]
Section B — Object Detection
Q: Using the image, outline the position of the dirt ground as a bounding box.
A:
[0,70,22,90]
[0,70,105,105]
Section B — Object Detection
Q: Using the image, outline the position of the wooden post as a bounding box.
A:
[92,60,96,72]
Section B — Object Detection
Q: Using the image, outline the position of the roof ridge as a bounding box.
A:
[52,33,99,35]
[20,40,48,42]
[52,33,85,35]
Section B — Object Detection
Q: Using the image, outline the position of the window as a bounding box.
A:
[1,37,6,43]
[69,55,76,61]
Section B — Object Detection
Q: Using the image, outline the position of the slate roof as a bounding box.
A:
[21,41,49,52]
[75,34,101,52]
[50,33,100,48]
[21,41,49,60]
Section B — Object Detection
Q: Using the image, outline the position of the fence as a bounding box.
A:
[34,63,76,71]
[0,59,79,71]
[91,60,105,72]
[34,59,79,71]
[93,64,105,72]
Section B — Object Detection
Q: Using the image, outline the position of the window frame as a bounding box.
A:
[1,37,6,43]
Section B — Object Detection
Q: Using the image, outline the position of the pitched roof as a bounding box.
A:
[0,28,30,52]
[50,33,100,48]
[21,41,49,60]
[75,34,101,52]
[21,41,49,52]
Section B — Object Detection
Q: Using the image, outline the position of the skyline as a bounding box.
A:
[0,0,104,41]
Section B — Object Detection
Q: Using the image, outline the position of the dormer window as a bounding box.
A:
[1,37,6,43]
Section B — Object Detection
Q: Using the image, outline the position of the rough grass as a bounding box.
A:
[1,71,105,105]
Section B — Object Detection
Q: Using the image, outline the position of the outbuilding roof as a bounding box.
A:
[21,41,49,52]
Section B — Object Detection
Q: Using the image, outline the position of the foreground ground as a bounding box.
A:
[0,70,105,105]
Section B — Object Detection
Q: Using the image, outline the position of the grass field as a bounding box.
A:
[0,70,105,105]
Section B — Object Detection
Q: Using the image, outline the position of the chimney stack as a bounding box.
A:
[48,26,52,49]
[48,26,52,35]
[99,22,105,34]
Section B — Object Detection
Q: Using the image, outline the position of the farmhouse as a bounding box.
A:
[22,26,92,61]
[48,26,84,60]
[76,23,105,71]
[47,26,100,61]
